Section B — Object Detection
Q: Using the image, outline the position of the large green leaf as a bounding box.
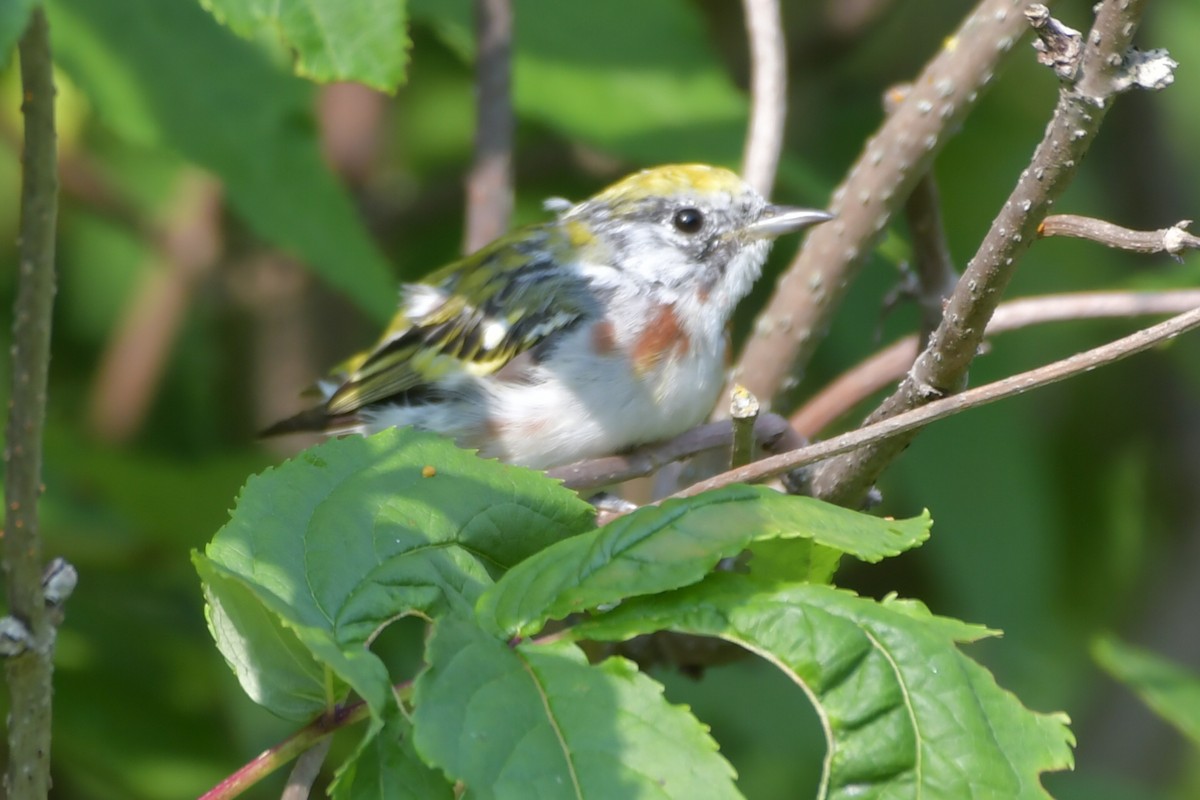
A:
[411,0,747,165]
[1093,634,1200,749]
[198,429,594,725]
[0,0,35,65]
[199,0,410,91]
[479,485,930,638]
[577,576,1075,800]
[413,616,739,800]
[47,0,397,320]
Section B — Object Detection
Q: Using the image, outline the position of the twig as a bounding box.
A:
[547,414,802,492]
[200,703,369,800]
[884,83,958,347]
[729,386,760,468]
[280,737,333,800]
[740,0,787,196]
[730,0,1042,407]
[679,305,1200,498]
[4,8,59,798]
[792,289,1200,436]
[1039,215,1200,260]
[464,0,514,252]
[811,0,1160,505]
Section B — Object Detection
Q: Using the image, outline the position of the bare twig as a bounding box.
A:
[1040,215,1200,260]
[740,0,787,196]
[792,289,1200,436]
[4,8,59,797]
[811,0,1159,505]
[547,414,802,492]
[730,0,1043,407]
[280,737,333,800]
[729,386,760,468]
[884,84,958,347]
[679,305,1200,498]
[464,0,514,252]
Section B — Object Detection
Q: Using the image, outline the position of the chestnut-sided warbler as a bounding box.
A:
[265,164,830,468]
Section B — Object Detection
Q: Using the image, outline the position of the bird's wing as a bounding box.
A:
[325,224,594,415]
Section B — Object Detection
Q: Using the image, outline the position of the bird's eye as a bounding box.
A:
[671,207,704,234]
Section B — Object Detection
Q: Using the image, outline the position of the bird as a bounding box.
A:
[263,164,830,469]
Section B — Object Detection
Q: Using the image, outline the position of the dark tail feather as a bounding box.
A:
[259,406,356,438]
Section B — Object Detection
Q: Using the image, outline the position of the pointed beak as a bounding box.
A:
[744,205,834,239]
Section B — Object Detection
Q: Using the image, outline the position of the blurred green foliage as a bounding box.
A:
[1,0,1199,797]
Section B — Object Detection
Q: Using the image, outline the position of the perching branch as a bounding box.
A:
[679,305,1200,498]
[740,0,787,196]
[4,8,60,799]
[464,0,514,252]
[1039,215,1200,260]
[792,289,1200,436]
[730,0,1045,408]
[811,0,1164,506]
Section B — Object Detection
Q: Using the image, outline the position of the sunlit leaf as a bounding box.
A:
[413,616,740,799]
[199,0,410,91]
[577,576,1076,799]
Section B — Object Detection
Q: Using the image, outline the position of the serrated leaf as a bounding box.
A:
[412,616,740,800]
[199,429,594,725]
[199,0,410,91]
[47,0,397,320]
[479,485,930,638]
[576,576,1075,800]
[331,713,454,799]
[0,0,35,65]
[1093,634,1200,749]
[196,555,332,721]
[411,0,747,164]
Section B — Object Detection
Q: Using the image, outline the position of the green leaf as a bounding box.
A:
[47,0,397,320]
[1093,634,1200,749]
[199,429,594,724]
[577,576,1075,800]
[196,555,332,721]
[412,616,740,800]
[411,0,748,164]
[0,0,35,65]
[331,713,455,799]
[199,0,410,91]
[479,485,930,638]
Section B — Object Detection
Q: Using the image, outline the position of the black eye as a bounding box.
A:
[672,207,704,234]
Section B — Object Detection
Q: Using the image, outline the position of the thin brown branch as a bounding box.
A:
[811,0,1158,506]
[883,84,958,348]
[679,305,1200,498]
[547,414,802,493]
[4,8,59,798]
[792,289,1200,436]
[464,0,514,252]
[1039,215,1200,260]
[730,0,1043,408]
[740,0,787,196]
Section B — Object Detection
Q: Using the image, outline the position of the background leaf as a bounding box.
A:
[577,576,1075,800]
[330,714,455,800]
[46,0,398,320]
[413,616,741,800]
[410,0,748,165]
[1093,634,1200,749]
[0,0,35,65]
[199,0,410,91]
